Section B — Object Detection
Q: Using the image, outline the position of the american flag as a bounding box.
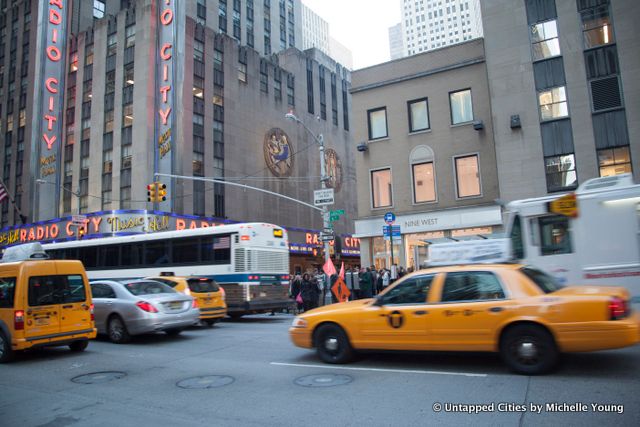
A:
[213,236,230,249]
[0,183,8,203]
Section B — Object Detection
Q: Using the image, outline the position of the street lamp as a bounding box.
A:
[285,112,333,293]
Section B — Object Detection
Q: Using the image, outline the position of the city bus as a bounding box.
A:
[43,223,292,317]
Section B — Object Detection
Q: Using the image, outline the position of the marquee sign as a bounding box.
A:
[34,0,70,220]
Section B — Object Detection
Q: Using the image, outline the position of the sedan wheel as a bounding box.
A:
[500,324,558,375]
[108,316,131,344]
[315,324,354,364]
[165,328,183,336]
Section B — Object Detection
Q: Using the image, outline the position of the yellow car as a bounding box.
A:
[147,275,227,326]
[289,264,640,374]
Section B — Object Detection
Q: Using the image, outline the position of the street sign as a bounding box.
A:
[391,225,401,241]
[329,209,345,222]
[71,214,87,226]
[547,193,578,218]
[314,188,335,206]
[384,212,395,225]
[321,233,335,242]
[323,227,334,234]
[382,225,391,240]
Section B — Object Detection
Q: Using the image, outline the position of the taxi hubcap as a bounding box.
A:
[325,337,339,352]
[517,341,538,360]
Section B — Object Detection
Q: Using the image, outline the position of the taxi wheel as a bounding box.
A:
[204,319,218,327]
[500,324,558,375]
[0,332,14,363]
[69,340,88,352]
[108,315,131,344]
[315,324,354,364]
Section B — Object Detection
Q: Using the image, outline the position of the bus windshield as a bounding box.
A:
[520,266,564,294]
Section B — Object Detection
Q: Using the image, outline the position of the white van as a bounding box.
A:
[506,174,640,301]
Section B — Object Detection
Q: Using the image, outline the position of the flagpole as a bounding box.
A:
[0,177,28,225]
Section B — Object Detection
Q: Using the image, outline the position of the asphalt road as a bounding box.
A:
[1,313,639,427]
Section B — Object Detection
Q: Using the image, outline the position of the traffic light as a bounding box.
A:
[157,182,167,202]
[77,227,85,239]
[147,182,157,202]
[147,182,167,202]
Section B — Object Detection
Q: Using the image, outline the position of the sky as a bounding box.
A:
[301,0,401,70]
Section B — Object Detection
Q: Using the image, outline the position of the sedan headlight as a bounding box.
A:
[291,317,308,328]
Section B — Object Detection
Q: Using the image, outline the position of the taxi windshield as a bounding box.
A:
[520,266,564,294]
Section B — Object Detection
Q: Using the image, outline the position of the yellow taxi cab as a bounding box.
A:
[146,274,226,325]
[289,264,640,374]
[0,243,96,363]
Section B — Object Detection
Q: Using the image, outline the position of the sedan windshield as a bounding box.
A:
[520,266,564,294]
[124,281,176,296]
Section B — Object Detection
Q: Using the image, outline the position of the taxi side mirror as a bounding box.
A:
[372,296,384,307]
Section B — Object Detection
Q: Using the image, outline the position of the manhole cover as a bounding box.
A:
[294,374,353,387]
[71,371,127,384]
[177,375,235,389]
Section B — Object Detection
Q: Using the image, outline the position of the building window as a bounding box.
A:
[538,86,568,120]
[286,74,294,107]
[193,39,204,62]
[408,97,429,132]
[544,153,577,192]
[124,65,134,86]
[413,162,435,203]
[122,104,133,127]
[580,5,614,49]
[449,89,473,125]
[193,76,204,98]
[598,146,631,177]
[260,60,268,93]
[371,168,392,208]
[93,0,105,19]
[107,33,117,57]
[238,62,247,82]
[454,154,481,198]
[367,107,388,140]
[531,20,560,61]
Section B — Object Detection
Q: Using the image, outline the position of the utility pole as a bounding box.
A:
[285,112,332,297]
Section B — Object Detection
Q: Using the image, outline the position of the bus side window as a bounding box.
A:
[509,214,525,260]
[539,215,573,256]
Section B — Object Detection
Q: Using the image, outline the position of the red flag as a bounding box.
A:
[0,183,8,203]
[322,258,337,277]
[339,262,345,280]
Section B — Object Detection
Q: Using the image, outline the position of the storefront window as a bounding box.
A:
[405,231,444,270]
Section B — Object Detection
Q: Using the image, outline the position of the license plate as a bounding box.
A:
[169,302,183,309]
[35,317,50,326]
[259,292,267,297]
[203,298,212,304]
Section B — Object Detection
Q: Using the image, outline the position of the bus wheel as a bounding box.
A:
[315,324,354,364]
[0,332,15,363]
[108,315,131,344]
[69,340,88,352]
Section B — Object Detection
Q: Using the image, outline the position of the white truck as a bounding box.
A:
[427,174,640,302]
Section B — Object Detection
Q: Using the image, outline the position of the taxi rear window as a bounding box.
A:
[187,278,220,293]
[28,275,87,306]
[520,267,564,294]
[0,277,16,308]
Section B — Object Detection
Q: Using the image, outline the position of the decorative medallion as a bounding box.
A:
[264,128,294,177]
[324,148,342,193]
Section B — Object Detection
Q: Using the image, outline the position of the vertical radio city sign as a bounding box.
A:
[154,0,178,210]
[34,0,69,221]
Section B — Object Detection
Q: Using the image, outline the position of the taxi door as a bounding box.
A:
[427,270,513,351]
[357,274,436,351]
[57,269,93,335]
[24,265,62,341]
